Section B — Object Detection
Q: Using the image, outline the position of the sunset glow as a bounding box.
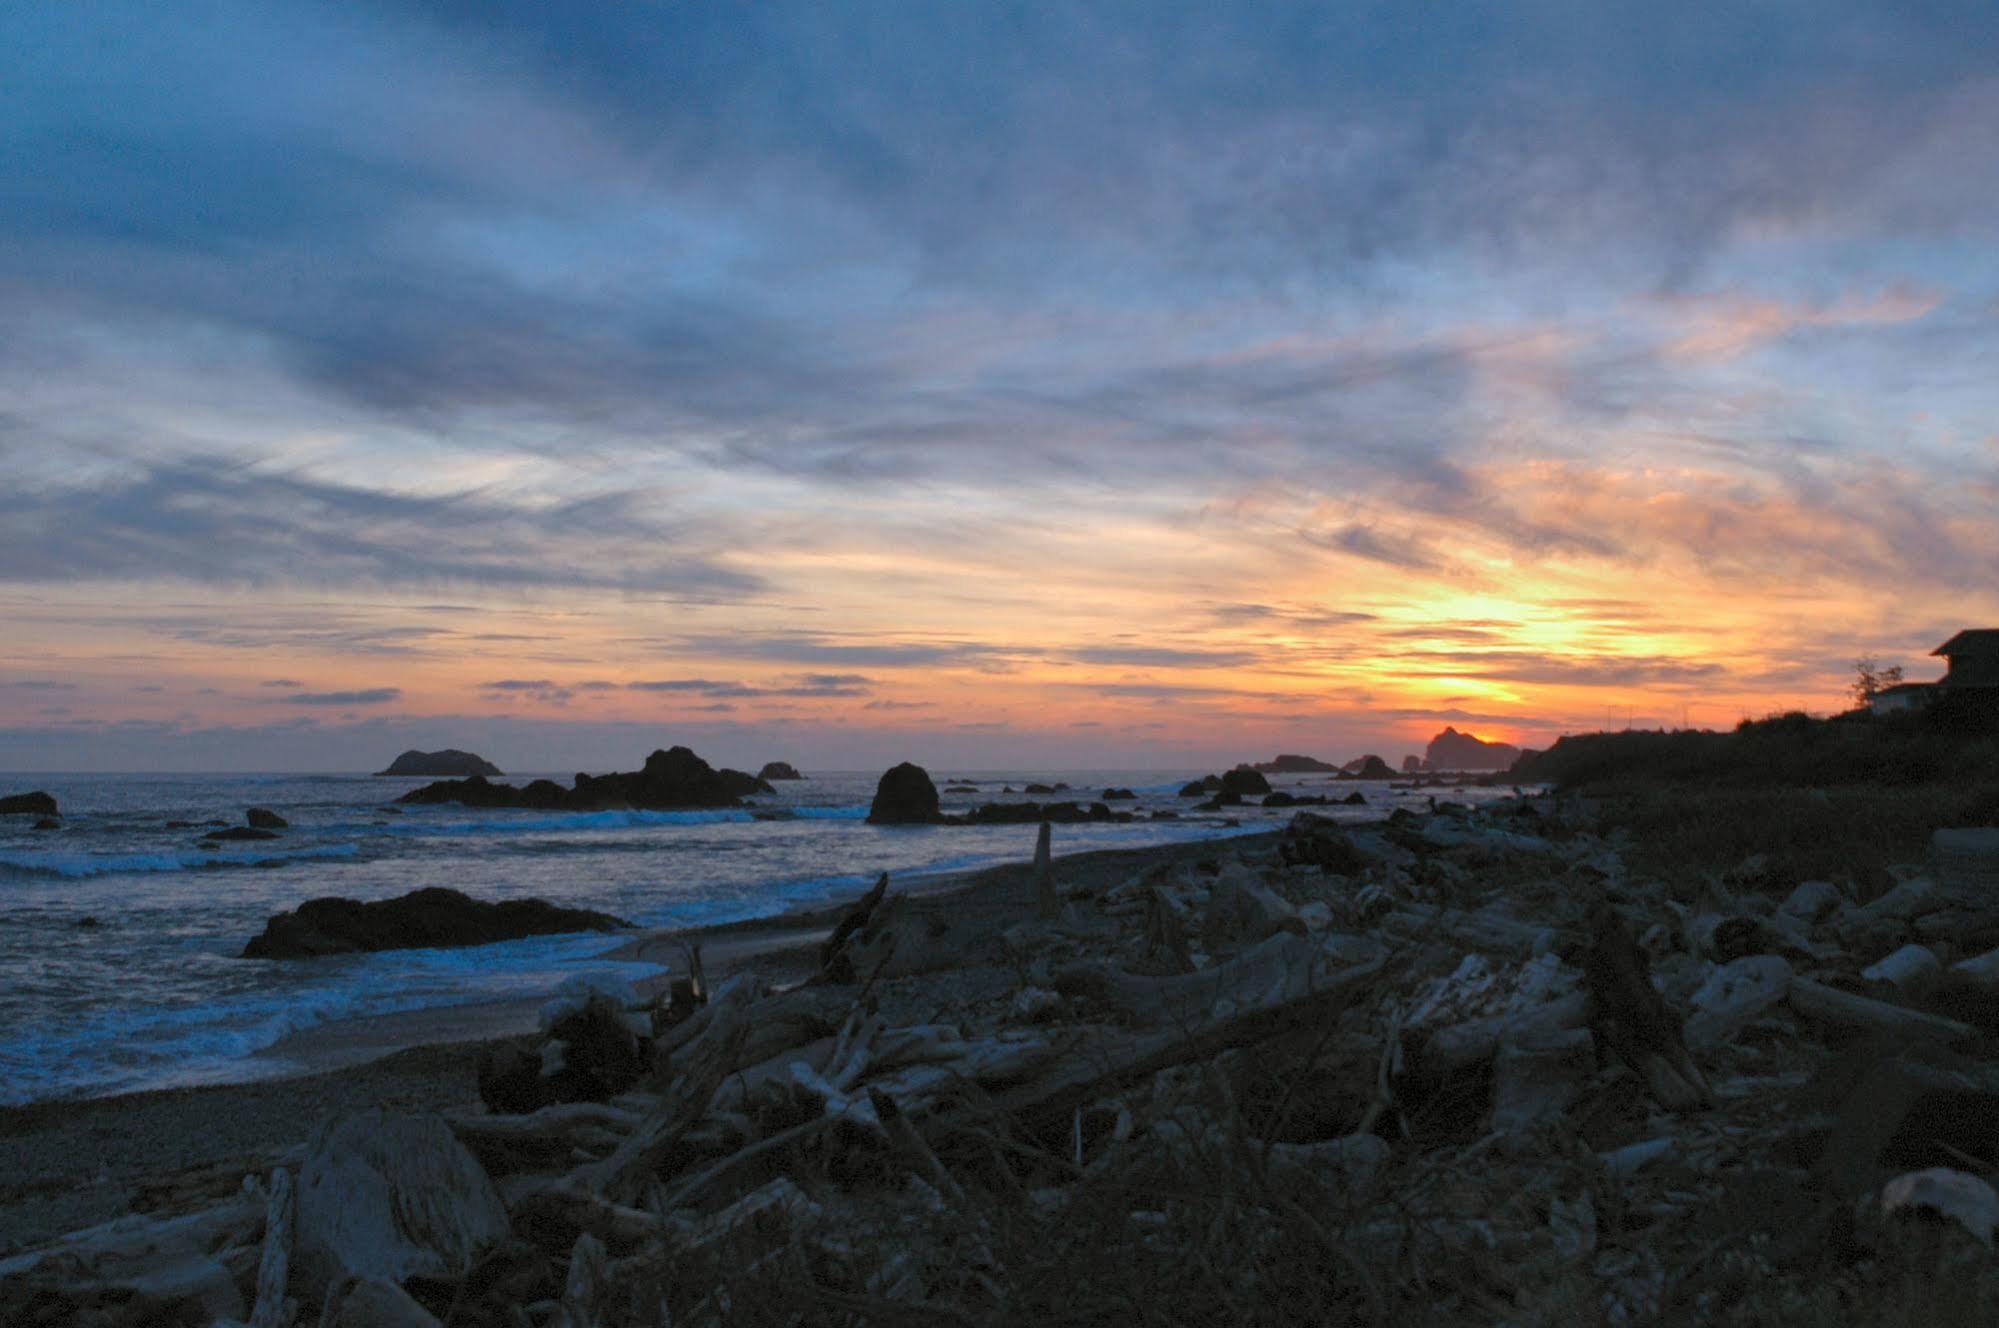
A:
[5,4,1998,770]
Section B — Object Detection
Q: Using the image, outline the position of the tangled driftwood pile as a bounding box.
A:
[9,807,1999,1324]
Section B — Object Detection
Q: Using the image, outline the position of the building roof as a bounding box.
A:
[1933,629,1999,657]
[1874,682,1934,697]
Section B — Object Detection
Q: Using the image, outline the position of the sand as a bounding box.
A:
[0,829,1275,1252]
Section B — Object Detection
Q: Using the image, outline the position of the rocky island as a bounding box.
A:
[757,761,805,781]
[376,750,505,778]
[242,887,632,959]
[397,746,773,811]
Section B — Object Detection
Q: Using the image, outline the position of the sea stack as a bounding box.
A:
[377,749,504,777]
[0,791,58,817]
[758,761,805,781]
[868,762,943,824]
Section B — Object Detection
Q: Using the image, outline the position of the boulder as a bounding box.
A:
[867,762,943,824]
[1101,787,1136,800]
[241,887,632,959]
[32,816,59,830]
[398,746,767,811]
[376,749,504,778]
[245,807,289,830]
[1340,754,1396,780]
[758,761,805,781]
[296,1112,510,1293]
[0,790,58,816]
[1219,766,1272,797]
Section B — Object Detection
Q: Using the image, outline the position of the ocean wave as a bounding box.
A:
[0,843,360,880]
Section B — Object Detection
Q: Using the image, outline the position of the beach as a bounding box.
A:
[0,829,1277,1252]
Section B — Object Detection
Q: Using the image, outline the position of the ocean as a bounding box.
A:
[0,767,1510,1104]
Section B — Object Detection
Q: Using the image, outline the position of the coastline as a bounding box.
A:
[0,828,1278,1251]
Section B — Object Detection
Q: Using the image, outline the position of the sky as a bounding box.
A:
[4,2,1999,772]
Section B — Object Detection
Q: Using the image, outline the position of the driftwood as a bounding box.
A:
[550,1233,608,1328]
[450,1103,644,1172]
[1786,977,1975,1044]
[1055,932,1378,1027]
[570,992,751,1203]
[981,938,1385,1132]
[1142,887,1196,973]
[247,1167,293,1328]
[1035,822,1057,920]
[1584,901,1714,1111]
[819,872,890,981]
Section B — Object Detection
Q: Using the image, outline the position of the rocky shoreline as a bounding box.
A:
[8,799,1999,1323]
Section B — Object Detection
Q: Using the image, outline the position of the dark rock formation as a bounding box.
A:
[1101,787,1136,800]
[1252,754,1340,774]
[1022,782,1070,795]
[377,749,504,778]
[758,761,805,781]
[1339,755,1397,780]
[0,791,58,817]
[32,817,60,830]
[242,886,632,959]
[398,746,768,811]
[246,807,289,830]
[1220,766,1272,797]
[201,827,282,842]
[944,784,979,794]
[868,762,943,824]
[1342,791,1368,805]
[1424,726,1522,771]
[1401,755,1423,773]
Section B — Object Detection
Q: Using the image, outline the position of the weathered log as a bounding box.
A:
[550,1233,608,1328]
[818,872,890,981]
[1056,931,1382,1027]
[1862,944,1942,995]
[449,1102,645,1172]
[1035,822,1057,920]
[1786,977,1975,1044]
[508,1182,676,1254]
[970,939,1384,1133]
[1142,886,1196,973]
[1584,900,1713,1112]
[295,1112,511,1294]
[247,1167,293,1328]
[1683,955,1792,1050]
[569,993,751,1203]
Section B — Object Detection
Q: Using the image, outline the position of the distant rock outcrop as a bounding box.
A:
[376,749,504,778]
[241,886,632,959]
[1220,766,1272,797]
[0,791,58,817]
[1401,755,1423,773]
[397,746,771,811]
[1424,726,1521,771]
[1251,754,1340,774]
[1178,776,1223,797]
[868,762,944,824]
[246,807,289,829]
[963,800,1133,825]
[1339,755,1396,780]
[758,761,805,781]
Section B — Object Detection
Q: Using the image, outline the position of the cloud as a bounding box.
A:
[261,679,303,688]
[1066,646,1261,669]
[626,674,875,699]
[285,687,403,706]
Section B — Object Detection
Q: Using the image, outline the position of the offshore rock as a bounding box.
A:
[242,887,632,959]
[759,761,805,781]
[868,762,944,824]
[377,749,504,778]
[398,746,769,811]
[0,790,58,816]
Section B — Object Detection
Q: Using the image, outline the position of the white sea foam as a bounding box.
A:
[0,842,360,879]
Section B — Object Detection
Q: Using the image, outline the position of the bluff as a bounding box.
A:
[376,749,504,777]
[1424,726,1521,771]
[397,746,772,810]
